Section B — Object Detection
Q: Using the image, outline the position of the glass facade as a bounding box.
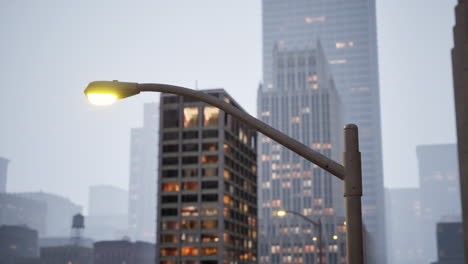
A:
[261,0,386,263]
[157,91,258,264]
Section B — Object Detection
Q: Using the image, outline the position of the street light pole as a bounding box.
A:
[83,81,364,264]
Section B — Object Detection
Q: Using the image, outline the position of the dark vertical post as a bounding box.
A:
[343,124,364,264]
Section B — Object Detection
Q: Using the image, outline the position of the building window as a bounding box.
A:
[162,157,178,166]
[182,168,197,178]
[183,107,199,128]
[201,247,218,256]
[182,182,199,191]
[181,206,199,217]
[161,195,178,203]
[163,144,179,153]
[203,107,219,127]
[163,109,179,128]
[201,155,218,164]
[161,234,178,243]
[202,194,218,202]
[202,143,218,151]
[163,96,178,104]
[161,261,177,264]
[201,207,218,216]
[182,156,198,165]
[162,183,179,192]
[160,248,178,257]
[202,220,218,229]
[183,131,198,139]
[163,132,178,140]
[201,181,218,189]
[181,246,199,256]
[202,168,217,177]
[181,233,199,243]
[161,221,178,230]
[182,143,198,152]
[182,194,198,203]
[181,220,199,229]
[161,208,178,216]
[202,130,218,138]
[201,233,219,243]
[162,170,178,178]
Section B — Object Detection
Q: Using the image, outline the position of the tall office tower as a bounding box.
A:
[128,103,159,242]
[157,90,258,264]
[16,192,82,237]
[432,222,465,264]
[452,1,468,261]
[0,157,9,193]
[261,1,386,263]
[385,188,424,264]
[258,46,346,264]
[417,144,462,263]
[87,185,128,240]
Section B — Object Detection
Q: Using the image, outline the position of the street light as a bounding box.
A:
[276,210,324,264]
[83,80,364,264]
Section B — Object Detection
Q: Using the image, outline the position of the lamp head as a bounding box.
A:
[84,81,140,105]
[277,210,287,217]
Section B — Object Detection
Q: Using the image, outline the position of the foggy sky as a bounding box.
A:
[0,0,457,212]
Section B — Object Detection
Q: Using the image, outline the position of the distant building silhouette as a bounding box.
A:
[261,0,386,262]
[0,193,47,236]
[0,157,9,193]
[431,222,464,264]
[128,103,158,242]
[257,45,346,264]
[417,144,462,263]
[94,240,155,264]
[87,185,128,241]
[40,246,93,264]
[157,90,258,263]
[16,191,82,237]
[385,188,424,264]
[452,0,468,261]
[0,225,39,264]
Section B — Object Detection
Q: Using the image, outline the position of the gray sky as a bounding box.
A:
[0,0,457,211]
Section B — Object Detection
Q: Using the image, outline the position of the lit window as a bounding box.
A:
[181,220,199,229]
[201,207,218,216]
[181,246,199,256]
[181,206,199,217]
[336,42,346,49]
[281,182,291,188]
[160,248,178,257]
[201,155,218,164]
[203,107,219,127]
[224,195,231,205]
[305,16,325,24]
[348,41,354,47]
[271,245,281,254]
[223,170,230,180]
[161,221,178,230]
[262,182,271,188]
[162,183,179,192]
[201,247,218,256]
[201,220,218,229]
[201,233,219,243]
[261,111,271,116]
[291,117,300,123]
[183,107,199,128]
[161,234,178,243]
[272,200,281,207]
[329,59,347,64]
[182,182,198,191]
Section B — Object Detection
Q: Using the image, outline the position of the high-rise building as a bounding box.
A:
[431,222,465,264]
[94,240,155,264]
[157,90,258,264]
[261,1,386,263]
[385,188,424,264]
[0,225,39,264]
[0,193,47,236]
[417,144,462,263]
[452,1,468,261]
[258,45,346,264]
[128,103,159,242]
[87,185,128,241]
[16,192,82,237]
[0,157,9,193]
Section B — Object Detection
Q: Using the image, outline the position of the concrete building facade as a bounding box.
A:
[257,46,346,264]
[157,90,258,264]
[128,103,159,242]
[94,240,155,264]
[417,144,462,263]
[452,1,468,262]
[261,1,386,262]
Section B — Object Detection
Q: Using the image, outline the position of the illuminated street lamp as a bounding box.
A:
[276,209,324,264]
[84,80,364,264]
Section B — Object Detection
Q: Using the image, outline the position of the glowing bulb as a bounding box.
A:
[87,93,117,106]
[333,235,338,240]
[313,237,318,241]
[277,210,287,217]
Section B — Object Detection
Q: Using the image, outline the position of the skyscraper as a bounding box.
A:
[261,1,386,263]
[128,103,159,242]
[0,157,9,193]
[157,90,258,264]
[385,188,424,264]
[258,45,346,264]
[417,144,462,263]
[452,1,468,261]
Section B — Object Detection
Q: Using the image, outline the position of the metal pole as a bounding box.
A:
[343,124,364,264]
[318,218,323,264]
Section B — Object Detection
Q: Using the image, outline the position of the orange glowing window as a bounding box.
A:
[160,248,178,256]
[201,207,218,216]
[201,155,218,164]
[181,220,199,229]
[183,107,199,128]
[201,233,219,243]
[162,183,179,192]
[223,169,230,180]
[223,195,231,205]
[203,107,219,127]
[161,234,178,243]
[201,247,218,256]
[181,246,199,256]
[201,220,218,229]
